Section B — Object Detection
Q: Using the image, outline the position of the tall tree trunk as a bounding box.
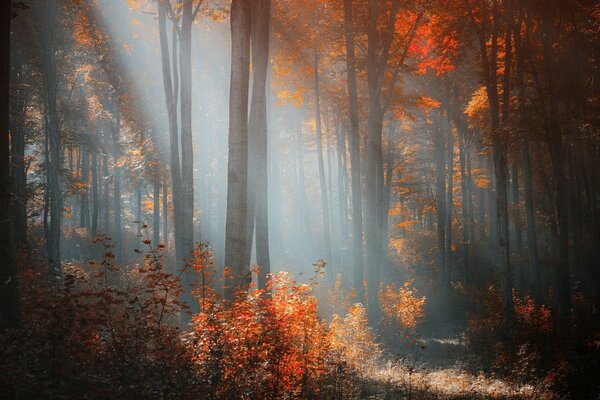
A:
[162,174,169,245]
[434,112,447,277]
[9,48,28,245]
[91,151,99,237]
[102,153,109,234]
[179,0,196,314]
[0,0,20,330]
[382,122,395,279]
[337,123,349,241]
[365,0,385,321]
[248,0,271,290]
[80,144,89,228]
[224,0,251,298]
[39,1,63,279]
[158,2,182,259]
[444,114,454,292]
[153,176,160,246]
[296,115,311,239]
[110,104,122,264]
[485,0,513,322]
[312,48,332,266]
[541,9,570,323]
[136,184,142,249]
[458,125,471,281]
[343,0,364,300]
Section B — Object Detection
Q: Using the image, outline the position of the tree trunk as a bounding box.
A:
[110,103,122,264]
[248,0,271,290]
[0,0,20,330]
[9,48,28,245]
[312,48,332,266]
[179,0,196,314]
[224,0,251,299]
[80,144,89,229]
[162,174,169,245]
[434,112,447,277]
[91,151,99,237]
[343,0,364,300]
[541,10,570,323]
[102,153,109,234]
[444,114,454,292]
[39,1,63,279]
[153,176,160,246]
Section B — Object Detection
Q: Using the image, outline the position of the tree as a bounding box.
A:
[0,0,20,331]
[224,0,251,298]
[246,0,272,290]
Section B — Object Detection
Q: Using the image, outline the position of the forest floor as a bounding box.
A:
[357,336,556,399]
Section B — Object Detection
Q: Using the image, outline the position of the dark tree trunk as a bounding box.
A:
[224,0,251,298]
[0,0,20,330]
[541,10,570,323]
[444,114,454,291]
[343,0,364,300]
[9,48,28,245]
[337,123,349,242]
[91,151,99,237]
[312,48,332,266]
[102,153,109,234]
[153,177,160,246]
[39,1,63,279]
[179,0,196,314]
[136,184,142,249]
[110,103,122,264]
[434,112,447,276]
[80,144,89,229]
[247,0,271,290]
[162,174,169,245]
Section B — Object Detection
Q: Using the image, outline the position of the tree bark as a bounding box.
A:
[0,0,20,330]
[247,0,271,290]
[312,48,332,266]
[91,151,99,237]
[343,0,364,300]
[224,0,251,299]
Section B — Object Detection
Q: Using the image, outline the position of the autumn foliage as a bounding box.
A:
[0,237,430,399]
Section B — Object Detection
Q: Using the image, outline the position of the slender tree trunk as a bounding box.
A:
[511,160,523,250]
[458,125,471,281]
[158,2,182,259]
[162,174,169,245]
[444,114,454,291]
[248,0,271,290]
[153,177,160,246]
[224,0,251,298]
[296,116,311,239]
[434,112,447,275]
[91,152,99,237]
[0,0,20,330]
[312,48,332,266]
[179,0,196,314]
[343,0,364,300]
[10,49,28,245]
[102,153,109,234]
[382,123,395,278]
[541,10,570,323]
[365,0,385,321]
[80,144,89,228]
[136,184,142,249]
[337,123,349,241]
[484,0,513,322]
[111,106,122,264]
[39,1,62,279]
